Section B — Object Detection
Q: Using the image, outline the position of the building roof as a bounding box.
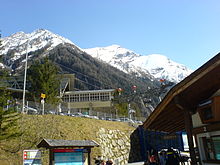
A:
[64,89,115,94]
[143,52,220,133]
[37,139,99,149]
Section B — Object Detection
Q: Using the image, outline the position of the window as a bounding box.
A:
[202,107,213,121]
[90,93,99,101]
[79,94,89,102]
[100,92,110,101]
[198,104,214,123]
[213,136,220,160]
[70,94,79,102]
[203,136,220,161]
[197,96,220,123]
[63,95,70,102]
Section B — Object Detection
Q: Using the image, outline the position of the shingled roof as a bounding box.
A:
[37,139,99,149]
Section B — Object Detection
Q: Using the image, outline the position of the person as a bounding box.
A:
[148,149,159,165]
[166,147,180,165]
[100,160,105,165]
[95,156,101,165]
[106,159,113,165]
[158,151,166,165]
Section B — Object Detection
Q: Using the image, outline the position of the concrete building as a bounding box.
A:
[62,89,115,110]
[59,74,115,111]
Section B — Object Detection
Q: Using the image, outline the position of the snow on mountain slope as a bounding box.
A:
[0,29,75,61]
[84,45,140,62]
[130,54,193,82]
[83,45,151,75]
[0,29,192,82]
[84,45,142,73]
[84,46,193,82]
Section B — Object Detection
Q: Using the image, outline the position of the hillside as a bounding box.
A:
[48,43,158,92]
[1,41,164,115]
[0,29,178,115]
[0,114,135,165]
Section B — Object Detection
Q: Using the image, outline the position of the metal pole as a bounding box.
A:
[41,98,45,115]
[22,40,29,114]
[42,100,44,115]
[128,102,130,119]
[26,101,28,114]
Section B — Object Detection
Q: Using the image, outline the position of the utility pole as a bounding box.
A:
[22,40,29,114]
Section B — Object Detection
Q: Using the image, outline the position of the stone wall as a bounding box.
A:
[96,128,132,165]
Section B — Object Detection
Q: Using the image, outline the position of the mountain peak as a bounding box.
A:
[83,45,140,70]
[107,44,121,49]
[0,29,76,56]
[85,46,193,82]
[34,28,48,33]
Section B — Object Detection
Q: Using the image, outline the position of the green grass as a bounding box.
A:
[0,114,135,165]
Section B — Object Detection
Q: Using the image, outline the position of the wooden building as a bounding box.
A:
[143,53,220,165]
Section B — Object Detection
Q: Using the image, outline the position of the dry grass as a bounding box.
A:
[0,114,135,165]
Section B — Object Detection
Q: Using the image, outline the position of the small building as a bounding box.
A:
[143,53,220,165]
[37,139,99,165]
[62,89,115,110]
[59,74,115,110]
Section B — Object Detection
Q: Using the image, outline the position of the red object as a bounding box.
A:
[131,85,137,92]
[53,149,84,153]
[149,155,156,163]
[23,152,27,159]
[132,85,137,89]
[53,149,75,152]
[159,79,165,82]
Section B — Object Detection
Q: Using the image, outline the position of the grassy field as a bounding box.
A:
[0,114,135,165]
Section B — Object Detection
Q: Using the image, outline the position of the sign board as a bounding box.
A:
[53,149,84,165]
[40,93,46,99]
[23,150,41,165]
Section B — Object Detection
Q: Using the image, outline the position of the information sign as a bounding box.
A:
[23,150,41,165]
[40,93,46,99]
[54,152,83,165]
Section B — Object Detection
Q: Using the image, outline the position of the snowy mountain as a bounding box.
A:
[84,45,193,82]
[0,29,77,69]
[0,29,192,82]
[0,29,74,56]
[0,29,179,112]
[83,45,143,74]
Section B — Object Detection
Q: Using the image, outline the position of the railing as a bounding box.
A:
[12,100,144,125]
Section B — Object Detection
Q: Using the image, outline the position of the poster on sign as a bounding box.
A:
[53,149,86,165]
[23,150,41,165]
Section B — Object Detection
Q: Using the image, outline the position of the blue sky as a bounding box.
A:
[1,0,220,70]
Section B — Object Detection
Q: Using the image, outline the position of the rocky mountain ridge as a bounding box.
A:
[84,45,193,83]
[0,29,192,82]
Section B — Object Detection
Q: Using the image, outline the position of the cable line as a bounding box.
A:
[56,62,112,89]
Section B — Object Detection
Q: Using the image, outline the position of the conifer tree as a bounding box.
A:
[27,57,60,104]
[0,32,20,140]
[0,71,20,141]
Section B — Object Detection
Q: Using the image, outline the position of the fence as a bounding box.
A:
[13,100,144,124]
